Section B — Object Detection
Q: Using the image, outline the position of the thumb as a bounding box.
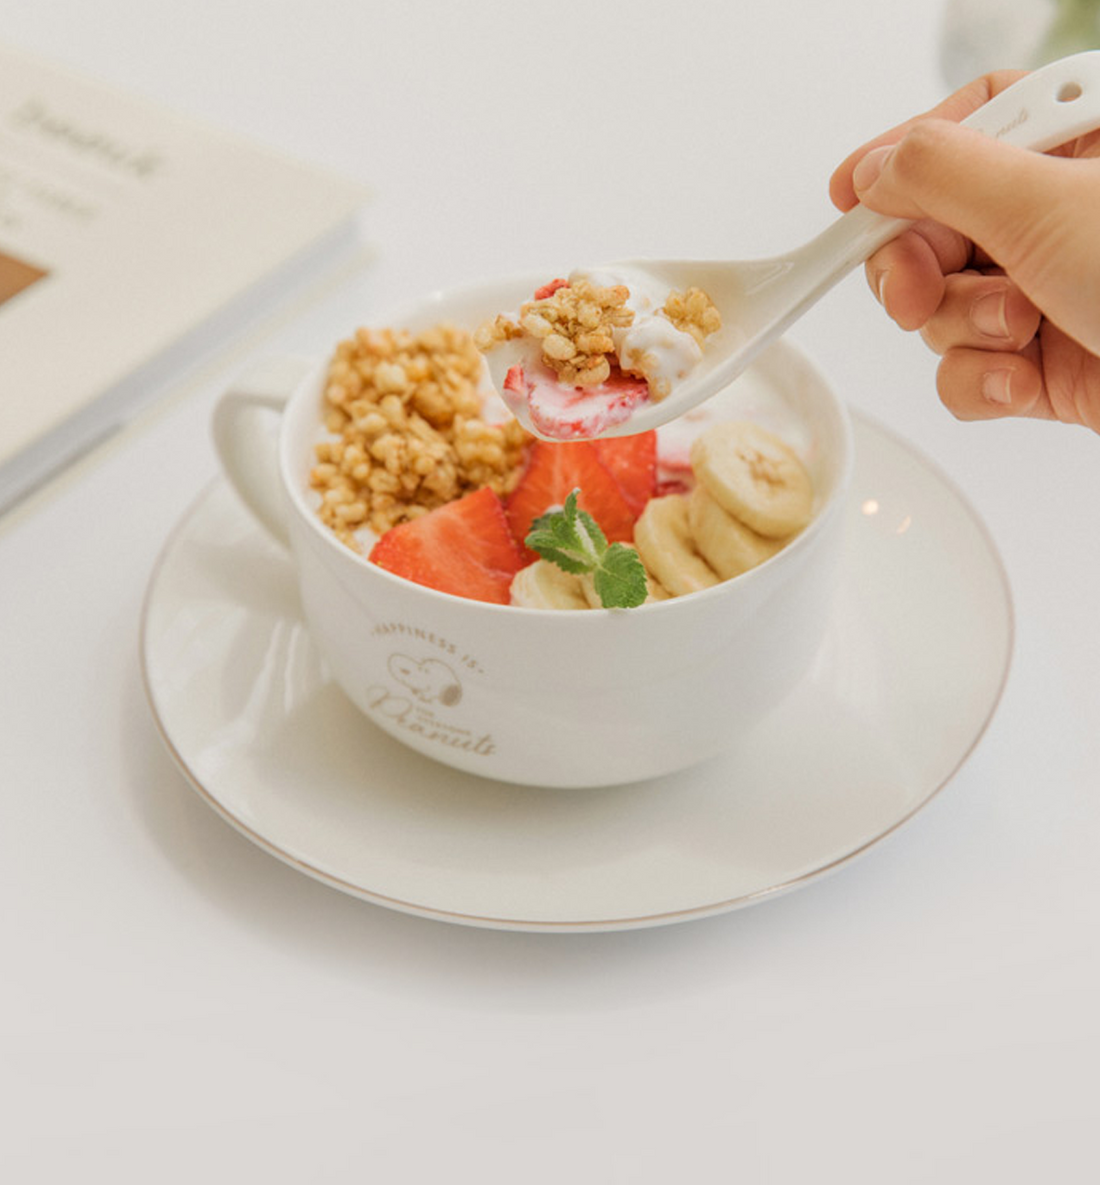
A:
[851,119,1081,281]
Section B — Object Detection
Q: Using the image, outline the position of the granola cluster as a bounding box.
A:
[310,324,530,546]
[662,287,723,348]
[475,278,634,388]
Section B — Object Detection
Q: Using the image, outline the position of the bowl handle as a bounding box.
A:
[211,355,316,547]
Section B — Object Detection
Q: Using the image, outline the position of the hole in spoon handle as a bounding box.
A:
[958,50,1100,152]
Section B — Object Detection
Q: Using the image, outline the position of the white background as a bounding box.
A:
[2,1,1099,1181]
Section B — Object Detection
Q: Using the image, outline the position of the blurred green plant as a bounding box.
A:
[1039,0,1100,62]
[941,0,1100,88]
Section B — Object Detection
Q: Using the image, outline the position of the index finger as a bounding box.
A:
[829,69,1028,211]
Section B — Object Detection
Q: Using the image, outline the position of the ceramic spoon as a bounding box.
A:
[493,50,1100,441]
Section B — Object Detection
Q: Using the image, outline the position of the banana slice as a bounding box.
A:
[510,560,592,610]
[633,494,720,597]
[688,484,787,580]
[690,421,813,538]
[578,544,673,607]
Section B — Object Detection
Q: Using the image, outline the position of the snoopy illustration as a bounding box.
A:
[387,654,463,706]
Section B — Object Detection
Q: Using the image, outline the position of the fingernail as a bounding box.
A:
[852,145,893,194]
[875,268,890,305]
[982,369,1013,406]
[970,292,1010,340]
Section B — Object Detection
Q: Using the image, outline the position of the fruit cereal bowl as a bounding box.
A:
[213,273,852,788]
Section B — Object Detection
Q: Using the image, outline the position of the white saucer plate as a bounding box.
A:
[141,412,1013,932]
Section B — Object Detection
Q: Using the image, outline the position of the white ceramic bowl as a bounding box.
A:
[213,273,853,788]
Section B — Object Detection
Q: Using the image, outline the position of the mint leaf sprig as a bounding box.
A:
[525,489,648,609]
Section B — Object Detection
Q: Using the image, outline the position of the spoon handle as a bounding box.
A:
[804,50,1100,278]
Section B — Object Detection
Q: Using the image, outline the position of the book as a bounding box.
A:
[0,42,368,514]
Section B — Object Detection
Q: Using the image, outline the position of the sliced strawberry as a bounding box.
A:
[503,363,650,441]
[594,431,657,518]
[369,487,525,605]
[505,440,636,552]
[533,278,569,300]
[503,364,526,398]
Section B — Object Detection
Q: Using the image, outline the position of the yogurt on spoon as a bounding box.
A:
[476,269,721,441]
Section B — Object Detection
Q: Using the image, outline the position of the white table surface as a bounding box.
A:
[3,2,1099,1181]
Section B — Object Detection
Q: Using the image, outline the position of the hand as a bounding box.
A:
[830,71,1100,433]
